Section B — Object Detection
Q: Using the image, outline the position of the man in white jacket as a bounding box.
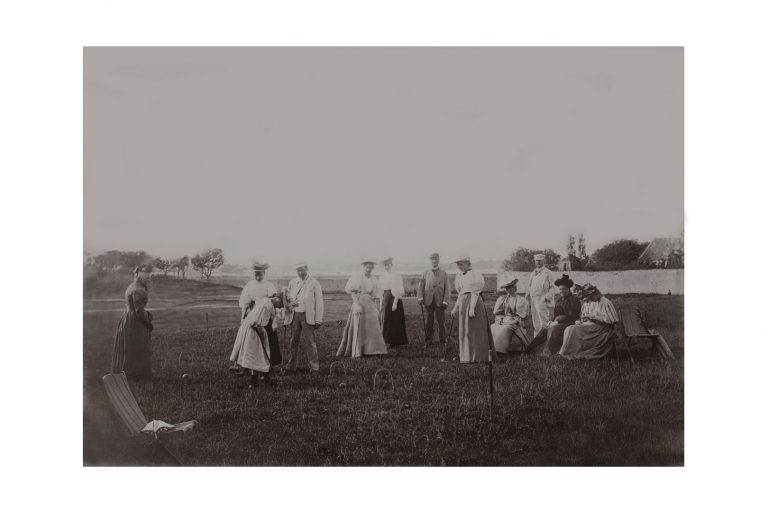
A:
[283,262,324,374]
[525,253,554,337]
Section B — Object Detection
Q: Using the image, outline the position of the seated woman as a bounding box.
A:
[559,283,619,360]
[539,274,582,356]
[490,277,531,353]
[230,295,283,388]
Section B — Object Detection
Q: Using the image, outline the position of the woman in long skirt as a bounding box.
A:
[337,259,388,358]
[490,277,531,353]
[559,283,619,360]
[378,257,408,347]
[230,296,278,387]
[111,264,154,380]
[538,274,582,356]
[230,261,281,373]
[450,255,496,363]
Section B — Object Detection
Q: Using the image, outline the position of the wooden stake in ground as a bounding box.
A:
[482,294,495,425]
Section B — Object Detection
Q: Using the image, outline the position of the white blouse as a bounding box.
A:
[344,273,381,299]
[455,269,485,295]
[377,269,405,299]
[580,296,619,324]
[239,279,278,308]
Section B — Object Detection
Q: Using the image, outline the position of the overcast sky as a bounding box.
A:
[84,47,682,267]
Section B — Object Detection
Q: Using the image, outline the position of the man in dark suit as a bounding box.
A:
[417,252,451,344]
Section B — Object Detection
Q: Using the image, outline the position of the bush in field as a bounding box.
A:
[589,239,649,270]
[191,249,224,280]
[93,250,153,273]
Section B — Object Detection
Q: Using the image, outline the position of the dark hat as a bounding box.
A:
[554,274,574,287]
[270,295,284,309]
[134,264,153,274]
[252,261,270,272]
[573,284,585,299]
[499,276,519,289]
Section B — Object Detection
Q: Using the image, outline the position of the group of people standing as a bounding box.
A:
[110,252,621,384]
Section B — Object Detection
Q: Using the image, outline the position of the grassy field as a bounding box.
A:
[84,277,683,466]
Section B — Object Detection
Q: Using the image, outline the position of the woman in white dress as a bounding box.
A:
[450,255,496,363]
[229,295,282,388]
[336,259,388,358]
[229,262,281,378]
[490,277,531,353]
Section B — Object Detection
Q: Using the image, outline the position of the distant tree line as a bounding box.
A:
[85,249,224,280]
[503,234,683,272]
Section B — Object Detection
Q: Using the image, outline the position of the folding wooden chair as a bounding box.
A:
[102,373,198,465]
[617,307,676,362]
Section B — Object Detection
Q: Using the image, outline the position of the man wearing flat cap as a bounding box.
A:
[417,252,451,345]
[283,262,324,374]
[525,254,555,337]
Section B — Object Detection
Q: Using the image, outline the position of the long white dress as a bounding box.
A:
[230,297,274,372]
[336,273,388,357]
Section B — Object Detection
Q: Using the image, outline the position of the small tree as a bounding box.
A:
[191,249,224,280]
[172,256,190,279]
[504,247,560,272]
[152,258,172,277]
[567,235,576,256]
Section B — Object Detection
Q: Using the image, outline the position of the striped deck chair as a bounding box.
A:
[102,373,198,465]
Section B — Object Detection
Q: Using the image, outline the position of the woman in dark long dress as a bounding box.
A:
[378,257,408,347]
[539,274,582,356]
[111,265,154,379]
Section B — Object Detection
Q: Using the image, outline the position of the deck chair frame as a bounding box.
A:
[617,307,675,362]
[101,372,197,465]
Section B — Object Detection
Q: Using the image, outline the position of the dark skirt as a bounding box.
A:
[111,311,152,379]
[264,322,282,366]
[381,290,408,346]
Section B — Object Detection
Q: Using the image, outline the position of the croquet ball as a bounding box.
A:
[338,382,347,388]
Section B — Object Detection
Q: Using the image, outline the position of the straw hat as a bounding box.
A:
[251,261,270,272]
[499,276,519,289]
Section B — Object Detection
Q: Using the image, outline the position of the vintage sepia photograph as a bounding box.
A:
[83,47,683,466]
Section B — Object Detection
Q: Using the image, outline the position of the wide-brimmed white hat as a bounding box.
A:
[251,261,270,271]
[533,253,546,261]
[360,257,377,265]
[294,261,308,270]
[454,253,471,264]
